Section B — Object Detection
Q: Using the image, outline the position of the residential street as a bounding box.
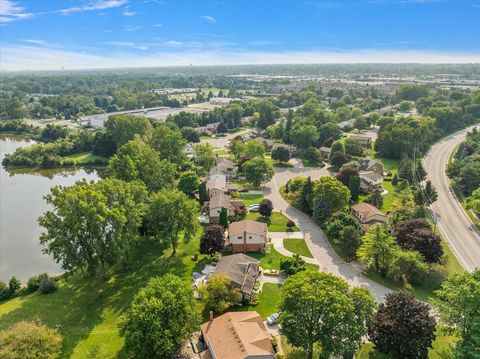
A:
[262,167,392,303]
[424,125,480,272]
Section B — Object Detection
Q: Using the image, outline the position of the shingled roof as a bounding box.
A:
[214,253,259,295]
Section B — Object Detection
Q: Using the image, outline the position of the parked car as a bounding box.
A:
[248,204,260,212]
[267,313,280,326]
[239,188,249,193]
[263,269,279,276]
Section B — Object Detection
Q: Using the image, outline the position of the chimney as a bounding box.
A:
[209,311,213,322]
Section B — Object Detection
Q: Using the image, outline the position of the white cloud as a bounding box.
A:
[103,29,113,33]
[201,15,216,23]
[1,44,479,72]
[163,40,184,47]
[122,7,137,16]
[153,23,162,27]
[59,0,128,15]
[0,0,32,23]
[124,25,142,32]
[107,41,148,50]
[20,39,45,44]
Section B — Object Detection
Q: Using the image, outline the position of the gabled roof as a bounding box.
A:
[352,202,386,220]
[215,156,235,167]
[209,192,232,209]
[359,156,382,170]
[360,171,383,182]
[200,311,275,359]
[206,175,227,191]
[229,220,268,236]
[214,253,259,295]
[349,134,372,141]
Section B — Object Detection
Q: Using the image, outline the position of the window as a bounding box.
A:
[238,236,242,240]
[248,236,252,239]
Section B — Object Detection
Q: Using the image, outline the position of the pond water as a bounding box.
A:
[0,134,101,282]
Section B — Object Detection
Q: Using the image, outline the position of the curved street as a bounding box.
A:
[263,166,392,303]
[424,125,480,272]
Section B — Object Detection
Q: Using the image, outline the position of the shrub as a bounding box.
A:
[27,275,41,293]
[280,254,306,275]
[286,220,296,229]
[38,274,58,294]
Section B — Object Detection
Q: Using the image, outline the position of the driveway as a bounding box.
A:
[262,168,392,303]
[201,128,253,150]
[424,124,480,271]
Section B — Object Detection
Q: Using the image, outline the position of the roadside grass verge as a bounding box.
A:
[248,245,317,272]
[283,238,313,258]
[245,212,300,232]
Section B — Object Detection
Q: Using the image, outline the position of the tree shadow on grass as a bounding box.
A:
[0,237,203,358]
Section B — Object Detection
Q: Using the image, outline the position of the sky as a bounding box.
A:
[0,0,479,71]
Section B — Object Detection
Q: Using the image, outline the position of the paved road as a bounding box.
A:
[200,128,253,150]
[262,167,392,303]
[424,125,480,272]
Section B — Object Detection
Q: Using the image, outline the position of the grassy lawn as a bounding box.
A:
[246,283,282,319]
[245,211,300,232]
[240,193,265,206]
[283,238,313,258]
[248,245,318,272]
[0,233,211,359]
[357,327,457,359]
[62,152,107,165]
[381,180,396,211]
[213,148,229,156]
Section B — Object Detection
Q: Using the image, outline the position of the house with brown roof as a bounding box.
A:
[319,146,332,157]
[203,192,246,224]
[359,156,384,175]
[272,142,297,155]
[227,220,268,253]
[200,311,275,359]
[210,156,238,180]
[349,134,372,147]
[351,202,387,233]
[213,253,260,297]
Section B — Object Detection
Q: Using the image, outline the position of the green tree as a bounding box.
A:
[369,292,436,359]
[193,143,216,172]
[219,207,229,229]
[244,139,265,159]
[39,179,148,275]
[150,124,186,165]
[414,180,438,206]
[280,254,307,275]
[259,198,273,217]
[467,188,480,214]
[338,225,362,261]
[106,138,177,192]
[198,181,208,205]
[433,270,480,359]
[105,114,152,147]
[329,141,345,160]
[178,171,199,197]
[145,189,198,254]
[271,146,290,163]
[358,225,398,275]
[348,175,360,201]
[313,177,350,213]
[257,100,280,129]
[199,274,242,314]
[344,138,363,156]
[291,123,319,150]
[366,188,384,209]
[242,157,274,187]
[388,250,428,285]
[300,176,314,214]
[0,321,62,359]
[119,274,199,359]
[280,271,376,359]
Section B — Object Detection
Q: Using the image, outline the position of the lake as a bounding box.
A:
[0,134,101,282]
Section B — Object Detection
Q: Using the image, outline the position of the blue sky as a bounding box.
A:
[1,0,479,71]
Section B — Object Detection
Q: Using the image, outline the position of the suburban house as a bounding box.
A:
[359,156,384,175]
[206,174,227,197]
[319,146,332,157]
[272,142,297,155]
[351,202,387,233]
[227,220,268,253]
[194,122,221,136]
[199,311,275,359]
[359,171,384,193]
[213,253,260,298]
[349,134,372,147]
[209,156,238,180]
[203,192,246,224]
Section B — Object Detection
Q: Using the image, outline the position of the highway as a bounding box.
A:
[424,125,480,272]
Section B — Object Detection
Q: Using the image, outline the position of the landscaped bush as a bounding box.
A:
[38,274,58,294]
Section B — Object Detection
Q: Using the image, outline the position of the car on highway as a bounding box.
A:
[266,313,280,326]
